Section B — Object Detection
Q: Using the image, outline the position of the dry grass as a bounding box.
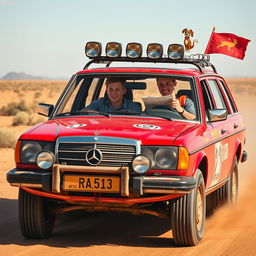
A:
[0,80,67,109]
[0,128,16,148]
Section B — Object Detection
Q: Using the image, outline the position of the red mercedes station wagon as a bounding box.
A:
[7,42,247,246]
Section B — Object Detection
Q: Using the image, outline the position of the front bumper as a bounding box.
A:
[7,165,196,198]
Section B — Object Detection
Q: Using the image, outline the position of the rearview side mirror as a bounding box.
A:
[207,109,227,122]
[38,103,54,117]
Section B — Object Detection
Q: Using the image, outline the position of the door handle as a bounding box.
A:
[221,129,227,134]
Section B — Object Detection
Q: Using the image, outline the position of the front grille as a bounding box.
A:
[57,142,136,167]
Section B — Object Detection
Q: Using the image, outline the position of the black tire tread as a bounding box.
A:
[171,170,205,246]
[19,188,55,239]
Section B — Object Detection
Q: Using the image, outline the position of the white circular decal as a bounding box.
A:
[133,124,161,130]
[66,124,87,129]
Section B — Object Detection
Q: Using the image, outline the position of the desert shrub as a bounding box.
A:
[0,128,16,148]
[12,111,32,126]
[34,91,42,99]
[0,100,31,116]
[48,89,55,98]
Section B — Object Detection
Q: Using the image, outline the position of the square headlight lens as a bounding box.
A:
[126,42,142,58]
[105,42,122,57]
[142,146,178,170]
[20,141,55,164]
[167,44,184,60]
[85,41,102,58]
[147,43,163,59]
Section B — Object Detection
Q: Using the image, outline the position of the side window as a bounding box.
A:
[86,78,101,104]
[200,80,214,111]
[60,78,85,114]
[218,80,237,113]
[208,80,227,109]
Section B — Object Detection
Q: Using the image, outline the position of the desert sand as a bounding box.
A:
[0,79,256,255]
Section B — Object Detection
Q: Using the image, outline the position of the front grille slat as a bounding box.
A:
[57,142,136,167]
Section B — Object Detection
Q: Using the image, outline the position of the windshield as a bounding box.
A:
[53,74,199,121]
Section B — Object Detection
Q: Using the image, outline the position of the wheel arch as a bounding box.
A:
[235,141,242,163]
[193,152,208,185]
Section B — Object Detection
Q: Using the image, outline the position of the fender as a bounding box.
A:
[233,137,242,163]
[192,151,208,180]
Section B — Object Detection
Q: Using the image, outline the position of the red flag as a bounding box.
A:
[204,31,250,60]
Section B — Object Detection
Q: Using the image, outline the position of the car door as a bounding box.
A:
[217,78,245,166]
[200,78,232,188]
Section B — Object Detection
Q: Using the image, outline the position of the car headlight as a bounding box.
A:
[141,146,188,170]
[155,148,177,169]
[20,141,55,165]
[105,42,122,57]
[36,151,55,169]
[132,154,151,174]
[146,43,163,59]
[126,42,142,58]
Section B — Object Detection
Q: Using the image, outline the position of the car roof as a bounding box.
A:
[77,67,216,77]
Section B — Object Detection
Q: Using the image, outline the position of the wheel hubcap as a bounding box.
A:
[196,185,203,230]
[232,168,237,203]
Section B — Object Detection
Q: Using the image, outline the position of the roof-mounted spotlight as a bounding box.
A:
[126,43,142,58]
[85,41,102,58]
[105,42,122,57]
[167,44,184,60]
[147,43,163,59]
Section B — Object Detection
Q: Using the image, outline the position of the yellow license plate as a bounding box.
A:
[63,175,120,193]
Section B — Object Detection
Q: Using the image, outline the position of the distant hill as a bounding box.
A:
[0,72,67,80]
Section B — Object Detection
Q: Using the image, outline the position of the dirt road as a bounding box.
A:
[1,92,256,256]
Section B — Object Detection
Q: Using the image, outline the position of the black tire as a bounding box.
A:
[19,188,55,239]
[226,156,238,204]
[206,156,238,216]
[206,182,228,216]
[171,169,206,246]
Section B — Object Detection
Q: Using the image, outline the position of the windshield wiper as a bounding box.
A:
[55,111,86,117]
[107,110,173,121]
[107,110,143,115]
[141,112,173,121]
[55,110,111,118]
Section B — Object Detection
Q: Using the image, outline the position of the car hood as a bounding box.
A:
[21,116,197,145]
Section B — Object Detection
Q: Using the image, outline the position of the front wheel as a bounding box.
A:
[19,188,55,239]
[170,169,206,246]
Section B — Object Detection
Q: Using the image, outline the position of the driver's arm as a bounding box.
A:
[168,98,196,120]
[179,108,196,120]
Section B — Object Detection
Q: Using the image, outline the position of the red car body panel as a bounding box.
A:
[20,116,196,144]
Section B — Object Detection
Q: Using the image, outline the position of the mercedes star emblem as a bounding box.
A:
[85,146,102,165]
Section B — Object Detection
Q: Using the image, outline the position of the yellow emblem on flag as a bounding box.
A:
[217,39,238,51]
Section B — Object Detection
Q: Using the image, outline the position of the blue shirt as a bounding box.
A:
[184,98,196,114]
[84,97,142,113]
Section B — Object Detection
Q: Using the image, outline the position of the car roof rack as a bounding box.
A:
[83,54,217,74]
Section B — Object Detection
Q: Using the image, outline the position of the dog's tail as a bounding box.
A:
[191,39,198,49]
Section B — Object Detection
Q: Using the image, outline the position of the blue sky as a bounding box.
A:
[0,0,255,78]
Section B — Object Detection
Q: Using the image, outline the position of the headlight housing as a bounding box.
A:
[141,146,189,170]
[132,154,151,174]
[20,141,55,167]
[167,44,184,60]
[85,41,102,58]
[147,43,163,59]
[126,42,142,58]
[105,42,122,57]
[36,151,55,169]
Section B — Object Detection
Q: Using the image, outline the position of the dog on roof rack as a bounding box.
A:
[182,28,198,52]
